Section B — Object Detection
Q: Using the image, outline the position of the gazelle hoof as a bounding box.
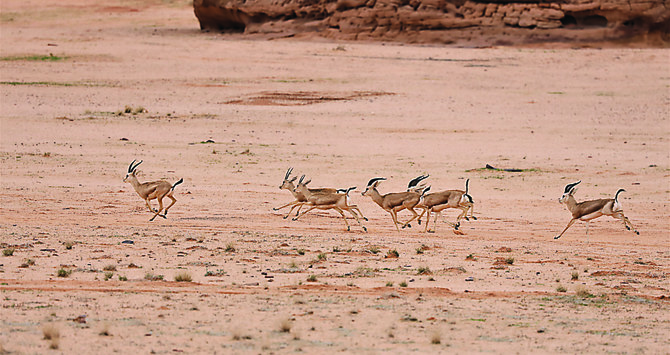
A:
[363,217,369,221]
[363,227,368,232]
[635,231,640,235]
[161,215,167,219]
[418,220,422,225]
[464,217,469,221]
[554,235,561,240]
[472,216,478,220]
[292,218,298,221]
[406,224,411,228]
[272,208,278,211]
[625,226,630,230]
[428,230,435,234]
[347,226,351,231]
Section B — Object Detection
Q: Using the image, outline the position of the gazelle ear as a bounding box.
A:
[290,176,297,182]
[305,179,311,185]
[569,187,578,195]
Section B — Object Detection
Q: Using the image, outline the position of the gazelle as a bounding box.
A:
[292,175,367,232]
[362,175,429,231]
[554,181,639,240]
[123,160,183,221]
[416,179,476,233]
[273,167,338,219]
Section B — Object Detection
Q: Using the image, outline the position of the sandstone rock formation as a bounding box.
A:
[193,0,670,46]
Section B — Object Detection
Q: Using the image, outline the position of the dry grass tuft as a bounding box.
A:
[430,329,442,344]
[103,264,117,271]
[99,322,111,336]
[42,323,60,348]
[279,317,293,333]
[174,271,192,282]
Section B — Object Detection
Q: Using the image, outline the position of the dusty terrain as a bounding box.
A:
[1,0,669,353]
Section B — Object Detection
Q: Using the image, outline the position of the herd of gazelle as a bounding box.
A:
[123,162,640,239]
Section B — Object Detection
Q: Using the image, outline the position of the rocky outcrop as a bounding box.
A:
[193,0,670,46]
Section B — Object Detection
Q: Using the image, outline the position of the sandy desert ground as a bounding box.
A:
[0,0,669,353]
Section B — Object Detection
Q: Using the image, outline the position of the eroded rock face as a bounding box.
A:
[193,0,670,46]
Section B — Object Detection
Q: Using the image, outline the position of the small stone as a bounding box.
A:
[465,277,474,281]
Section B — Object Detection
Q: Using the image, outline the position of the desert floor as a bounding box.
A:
[1,0,669,353]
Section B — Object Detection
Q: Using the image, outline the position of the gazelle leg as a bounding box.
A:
[435,211,444,231]
[389,210,401,232]
[163,195,177,217]
[293,205,317,221]
[344,207,367,232]
[150,198,165,221]
[273,200,297,211]
[401,208,420,229]
[612,211,639,235]
[349,205,368,221]
[417,209,427,225]
[424,209,431,233]
[144,199,156,213]
[333,207,351,231]
[467,203,477,220]
[554,218,578,239]
[284,202,303,219]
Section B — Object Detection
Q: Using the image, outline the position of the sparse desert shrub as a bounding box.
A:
[174,271,192,282]
[104,272,114,281]
[63,241,74,250]
[279,318,293,333]
[505,257,515,265]
[386,249,399,258]
[225,243,236,253]
[367,246,380,254]
[103,265,117,272]
[3,248,14,257]
[386,281,393,287]
[571,271,579,280]
[332,246,341,252]
[297,249,305,255]
[465,253,477,261]
[417,266,432,275]
[144,273,164,281]
[42,323,60,340]
[430,329,442,344]
[316,253,327,262]
[19,258,36,268]
[118,275,128,281]
[575,285,594,298]
[57,268,72,277]
[205,269,226,277]
[399,281,408,287]
[416,244,430,254]
[306,275,318,282]
[99,322,111,336]
[556,285,567,292]
[42,323,60,348]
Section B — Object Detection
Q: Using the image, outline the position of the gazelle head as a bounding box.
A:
[407,174,429,192]
[123,159,143,182]
[292,175,311,193]
[362,177,386,196]
[559,180,581,204]
[279,167,297,190]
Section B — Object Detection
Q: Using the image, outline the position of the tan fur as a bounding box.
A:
[292,178,367,232]
[555,184,638,240]
[273,168,337,219]
[362,180,423,232]
[416,189,473,233]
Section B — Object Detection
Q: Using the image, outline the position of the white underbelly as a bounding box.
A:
[579,211,603,221]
